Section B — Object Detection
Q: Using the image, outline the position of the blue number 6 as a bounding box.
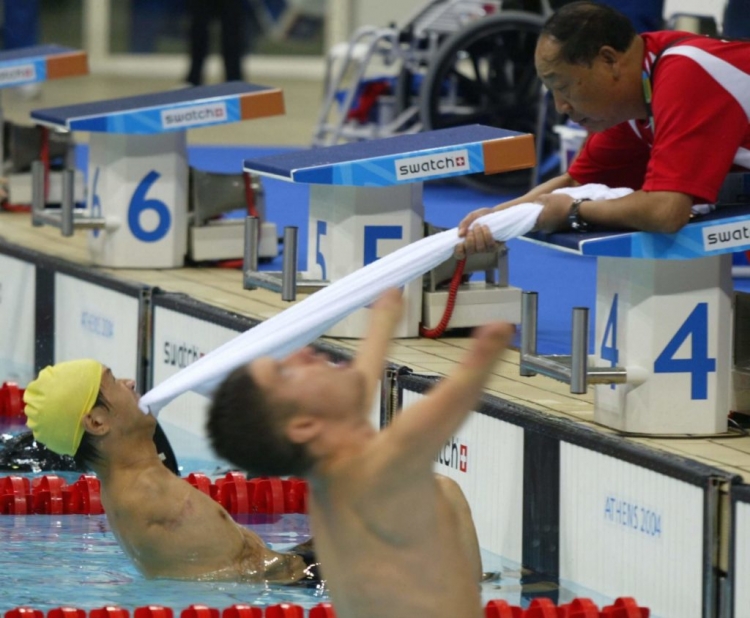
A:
[128,170,171,242]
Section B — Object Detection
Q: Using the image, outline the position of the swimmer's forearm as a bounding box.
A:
[388,323,513,463]
[354,289,404,402]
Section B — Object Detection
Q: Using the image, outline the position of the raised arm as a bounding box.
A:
[352,288,404,409]
[384,322,514,469]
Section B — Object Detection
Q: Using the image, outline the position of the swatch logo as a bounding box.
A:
[703,221,750,251]
[0,64,35,86]
[435,436,469,473]
[395,149,470,181]
[163,341,204,368]
[162,103,227,129]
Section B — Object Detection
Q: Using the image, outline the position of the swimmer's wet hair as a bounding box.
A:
[207,363,315,477]
[541,1,636,66]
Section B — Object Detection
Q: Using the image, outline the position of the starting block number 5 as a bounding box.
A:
[600,295,716,400]
[314,223,404,278]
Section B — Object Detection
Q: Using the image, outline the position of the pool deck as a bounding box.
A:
[2,209,750,483]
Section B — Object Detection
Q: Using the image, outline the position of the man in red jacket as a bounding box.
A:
[456,1,750,256]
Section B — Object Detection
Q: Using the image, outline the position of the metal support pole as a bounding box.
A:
[281,226,298,302]
[496,243,509,287]
[61,169,75,237]
[31,160,45,227]
[243,216,259,290]
[521,291,538,377]
[570,307,589,394]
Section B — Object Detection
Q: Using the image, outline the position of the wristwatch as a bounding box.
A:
[567,198,591,232]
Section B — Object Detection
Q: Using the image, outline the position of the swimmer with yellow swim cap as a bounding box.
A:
[24,360,320,584]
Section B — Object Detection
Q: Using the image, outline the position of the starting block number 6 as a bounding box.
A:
[128,170,171,243]
[601,296,716,400]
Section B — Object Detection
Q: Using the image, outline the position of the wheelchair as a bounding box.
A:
[312,0,568,193]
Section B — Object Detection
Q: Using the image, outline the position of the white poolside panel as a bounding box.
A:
[560,442,704,618]
[0,254,35,385]
[735,501,750,618]
[54,273,140,381]
[151,306,240,465]
[401,389,524,563]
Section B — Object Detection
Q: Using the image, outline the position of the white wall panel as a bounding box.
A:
[152,306,240,466]
[54,273,140,381]
[560,442,704,618]
[735,500,750,618]
[0,254,35,385]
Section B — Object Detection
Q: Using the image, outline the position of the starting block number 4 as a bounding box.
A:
[601,296,716,400]
[594,255,730,434]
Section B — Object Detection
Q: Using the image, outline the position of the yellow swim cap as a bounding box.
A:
[24,359,103,456]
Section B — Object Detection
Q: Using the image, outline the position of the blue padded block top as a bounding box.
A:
[244,125,525,179]
[31,82,276,126]
[525,203,750,260]
[0,44,76,63]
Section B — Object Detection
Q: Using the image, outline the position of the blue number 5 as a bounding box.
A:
[653,302,715,400]
[363,225,402,265]
[316,220,327,280]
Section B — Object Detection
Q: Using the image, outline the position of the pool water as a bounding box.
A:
[0,433,617,613]
[0,512,615,613]
[1,512,327,612]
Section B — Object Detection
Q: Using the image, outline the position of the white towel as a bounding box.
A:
[139,184,631,414]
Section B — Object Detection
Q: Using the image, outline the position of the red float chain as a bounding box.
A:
[0,472,307,516]
[486,597,650,617]
[0,382,26,418]
[1,599,650,617]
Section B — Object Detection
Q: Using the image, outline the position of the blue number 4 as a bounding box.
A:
[600,294,619,389]
[654,303,715,400]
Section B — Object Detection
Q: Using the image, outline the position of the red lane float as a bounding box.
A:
[221,605,262,618]
[0,382,25,418]
[264,605,304,618]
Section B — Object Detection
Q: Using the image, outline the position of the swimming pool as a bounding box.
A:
[0,511,614,613]
[0,427,617,614]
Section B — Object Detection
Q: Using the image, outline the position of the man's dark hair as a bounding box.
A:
[207,364,314,477]
[541,1,637,66]
[73,392,107,470]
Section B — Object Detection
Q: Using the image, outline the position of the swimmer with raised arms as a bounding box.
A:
[208,289,513,617]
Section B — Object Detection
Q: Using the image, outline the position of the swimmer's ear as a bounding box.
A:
[284,415,321,445]
[82,406,110,437]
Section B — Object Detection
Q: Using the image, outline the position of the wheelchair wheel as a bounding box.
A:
[419,11,560,193]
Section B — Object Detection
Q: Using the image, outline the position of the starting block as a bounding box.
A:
[30,82,285,268]
[243,124,536,337]
[520,204,750,435]
[0,45,87,188]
